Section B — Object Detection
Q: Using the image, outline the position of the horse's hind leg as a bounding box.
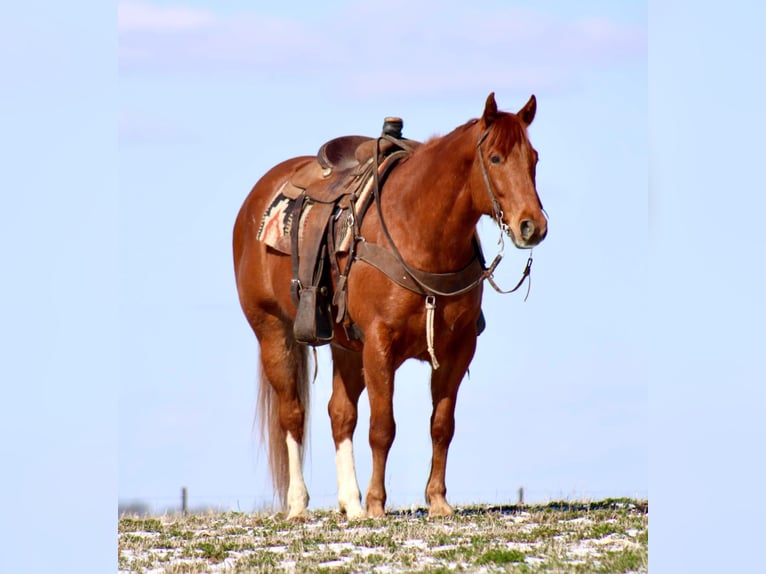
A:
[255,314,311,519]
[327,346,366,519]
[426,334,477,517]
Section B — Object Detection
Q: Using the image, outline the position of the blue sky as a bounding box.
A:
[3,1,766,572]
[111,2,648,510]
[116,0,647,514]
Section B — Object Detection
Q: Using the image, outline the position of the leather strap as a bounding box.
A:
[289,194,307,302]
[361,129,535,300]
[369,138,495,298]
[356,241,491,297]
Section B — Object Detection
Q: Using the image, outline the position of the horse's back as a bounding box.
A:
[233,156,312,323]
[234,156,312,256]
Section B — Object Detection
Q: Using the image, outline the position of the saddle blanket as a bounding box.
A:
[256,172,377,255]
[255,193,302,254]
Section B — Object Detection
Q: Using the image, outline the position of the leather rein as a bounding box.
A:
[360,128,534,301]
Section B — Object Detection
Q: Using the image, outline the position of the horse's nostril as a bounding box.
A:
[520,219,535,241]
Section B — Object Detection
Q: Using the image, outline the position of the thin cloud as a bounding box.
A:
[119,3,319,75]
[118,1,645,96]
[118,2,213,32]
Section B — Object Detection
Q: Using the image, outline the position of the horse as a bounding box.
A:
[232,93,547,519]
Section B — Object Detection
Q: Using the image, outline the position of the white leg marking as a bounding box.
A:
[285,432,309,518]
[335,438,364,519]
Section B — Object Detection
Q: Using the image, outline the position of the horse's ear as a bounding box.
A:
[482,92,498,126]
[518,94,537,126]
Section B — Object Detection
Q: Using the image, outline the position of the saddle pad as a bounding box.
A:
[256,191,310,254]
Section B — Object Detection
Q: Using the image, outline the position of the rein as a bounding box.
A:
[359,129,535,368]
[368,130,534,300]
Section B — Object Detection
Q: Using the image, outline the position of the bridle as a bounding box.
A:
[367,126,538,301]
[475,126,540,300]
[476,127,512,238]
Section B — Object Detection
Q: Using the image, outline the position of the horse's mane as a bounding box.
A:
[417,113,526,157]
[420,118,479,149]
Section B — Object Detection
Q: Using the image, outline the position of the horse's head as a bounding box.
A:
[473,93,548,249]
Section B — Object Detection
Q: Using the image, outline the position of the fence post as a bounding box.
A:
[518,486,524,505]
[181,486,188,515]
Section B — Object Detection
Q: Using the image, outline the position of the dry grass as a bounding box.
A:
[118,499,648,573]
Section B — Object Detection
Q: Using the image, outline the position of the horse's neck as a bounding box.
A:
[376,129,481,272]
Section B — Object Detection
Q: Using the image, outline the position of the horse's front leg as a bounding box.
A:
[328,346,366,519]
[361,325,397,518]
[426,332,477,517]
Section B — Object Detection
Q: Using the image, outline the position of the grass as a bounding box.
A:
[118,498,648,573]
[477,547,527,564]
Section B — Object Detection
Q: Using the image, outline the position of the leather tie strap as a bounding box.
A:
[487,252,533,301]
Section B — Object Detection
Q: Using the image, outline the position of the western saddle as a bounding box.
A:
[284,117,419,345]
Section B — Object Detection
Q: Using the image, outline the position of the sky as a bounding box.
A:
[116,0,648,514]
[3,1,766,572]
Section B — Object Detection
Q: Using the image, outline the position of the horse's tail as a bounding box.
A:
[256,341,310,510]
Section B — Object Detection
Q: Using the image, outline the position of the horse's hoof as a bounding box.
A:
[366,504,386,519]
[428,500,454,518]
[286,509,308,522]
[342,505,366,520]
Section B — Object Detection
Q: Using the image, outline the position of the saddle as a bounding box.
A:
[281,118,413,203]
[318,117,404,173]
[285,118,419,345]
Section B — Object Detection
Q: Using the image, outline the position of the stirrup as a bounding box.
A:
[293,286,334,345]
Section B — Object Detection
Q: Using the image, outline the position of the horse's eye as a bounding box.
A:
[490,155,502,164]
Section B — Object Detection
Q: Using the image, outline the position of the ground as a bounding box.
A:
[118,499,648,573]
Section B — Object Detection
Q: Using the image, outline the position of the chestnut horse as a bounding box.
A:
[233,93,547,519]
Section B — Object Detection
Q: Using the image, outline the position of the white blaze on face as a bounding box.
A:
[335,438,364,518]
[285,432,308,518]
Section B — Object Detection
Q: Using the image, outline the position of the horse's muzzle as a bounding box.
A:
[515,217,547,248]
